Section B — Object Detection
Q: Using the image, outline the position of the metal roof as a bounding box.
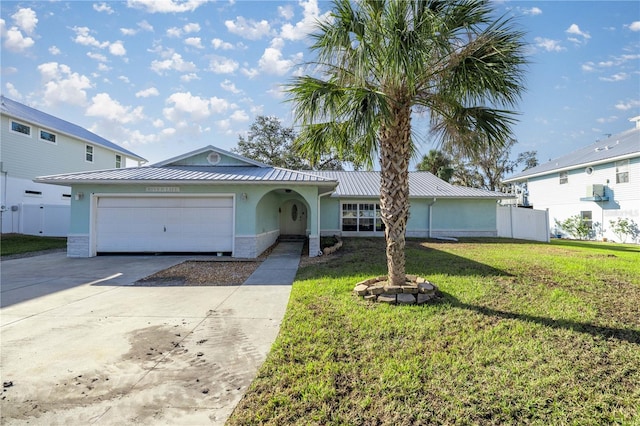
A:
[1,95,146,162]
[504,126,640,183]
[35,165,338,185]
[311,171,511,199]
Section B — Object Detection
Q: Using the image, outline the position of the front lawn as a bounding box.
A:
[229,238,640,425]
[1,234,67,257]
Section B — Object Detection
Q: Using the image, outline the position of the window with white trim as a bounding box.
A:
[559,171,568,184]
[40,129,57,144]
[616,160,629,184]
[341,203,384,232]
[581,210,593,229]
[115,154,122,168]
[86,145,94,163]
[11,120,31,136]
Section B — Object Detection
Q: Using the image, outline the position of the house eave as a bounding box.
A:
[33,178,339,187]
[503,151,640,183]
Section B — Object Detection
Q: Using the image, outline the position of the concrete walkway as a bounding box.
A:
[0,243,302,425]
[243,241,304,285]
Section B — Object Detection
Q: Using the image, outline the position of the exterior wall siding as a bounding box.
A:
[526,157,640,242]
[1,115,124,180]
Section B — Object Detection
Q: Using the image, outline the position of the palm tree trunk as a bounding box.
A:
[379,103,412,286]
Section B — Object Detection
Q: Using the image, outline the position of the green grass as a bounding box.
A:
[1,233,67,256]
[228,238,640,425]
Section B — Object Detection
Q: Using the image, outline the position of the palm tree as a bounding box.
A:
[288,0,527,286]
[417,149,454,182]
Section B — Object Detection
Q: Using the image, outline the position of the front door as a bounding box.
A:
[280,200,306,235]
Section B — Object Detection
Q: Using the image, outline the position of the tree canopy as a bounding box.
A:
[233,116,348,170]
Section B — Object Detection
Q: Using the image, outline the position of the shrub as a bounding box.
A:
[555,215,591,240]
[608,217,639,243]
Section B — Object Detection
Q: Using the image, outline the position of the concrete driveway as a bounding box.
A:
[1,251,294,425]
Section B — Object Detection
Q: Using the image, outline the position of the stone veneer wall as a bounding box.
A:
[67,234,90,257]
[309,235,320,257]
[234,235,258,258]
[256,230,279,257]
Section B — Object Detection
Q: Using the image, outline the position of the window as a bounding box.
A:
[115,154,122,168]
[581,211,593,230]
[616,160,629,184]
[11,121,31,136]
[85,145,94,163]
[40,129,56,143]
[341,203,385,232]
[559,171,568,184]
[40,129,57,143]
[24,190,42,197]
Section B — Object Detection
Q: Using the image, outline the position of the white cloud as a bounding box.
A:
[153,119,165,128]
[566,24,590,42]
[258,38,302,75]
[2,19,35,52]
[163,92,215,122]
[225,16,271,40]
[183,23,201,33]
[118,75,130,84]
[72,26,109,48]
[5,82,22,99]
[126,0,210,13]
[614,99,640,110]
[87,52,108,62]
[596,116,618,123]
[230,109,249,122]
[184,37,203,49]
[98,63,111,72]
[534,37,565,52]
[121,28,137,36]
[166,27,182,38]
[12,8,38,34]
[600,72,628,82]
[209,96,231,114]
[628,21,640,32]
[280,0,329,41]
[87,93,144,123]
[49,45,61,55]
[279,5,294,20]
[209,56,239,74]
[136,87,159,98]
[37,62,92,106]
[150,53,197,74]
[521,7,542,16]
[212,38,234,50]
[180,73,200,82]
[109,41,126,56]
[220,79,241,94]
[241,67,259,79]
[138,20,154,32]
[93,3,114,14]
[581,62,595,72]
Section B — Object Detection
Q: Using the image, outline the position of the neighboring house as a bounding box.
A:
[35,145,511,258]
[503,117,640,242]
[0,96,146,235]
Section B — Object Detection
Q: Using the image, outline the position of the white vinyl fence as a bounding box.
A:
[19,204,70,237]
[497,205,550,242]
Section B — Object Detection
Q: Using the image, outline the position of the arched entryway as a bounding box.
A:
[280,199,307,236]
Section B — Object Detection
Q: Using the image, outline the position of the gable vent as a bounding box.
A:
[207,152,221,165]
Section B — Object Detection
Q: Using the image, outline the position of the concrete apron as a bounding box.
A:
[0,248,298,425]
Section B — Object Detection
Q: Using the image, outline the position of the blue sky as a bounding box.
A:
[1,0,639,168]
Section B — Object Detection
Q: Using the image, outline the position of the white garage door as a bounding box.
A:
[95,196,234,253]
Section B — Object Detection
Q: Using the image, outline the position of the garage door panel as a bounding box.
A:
[96,197,234,253]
